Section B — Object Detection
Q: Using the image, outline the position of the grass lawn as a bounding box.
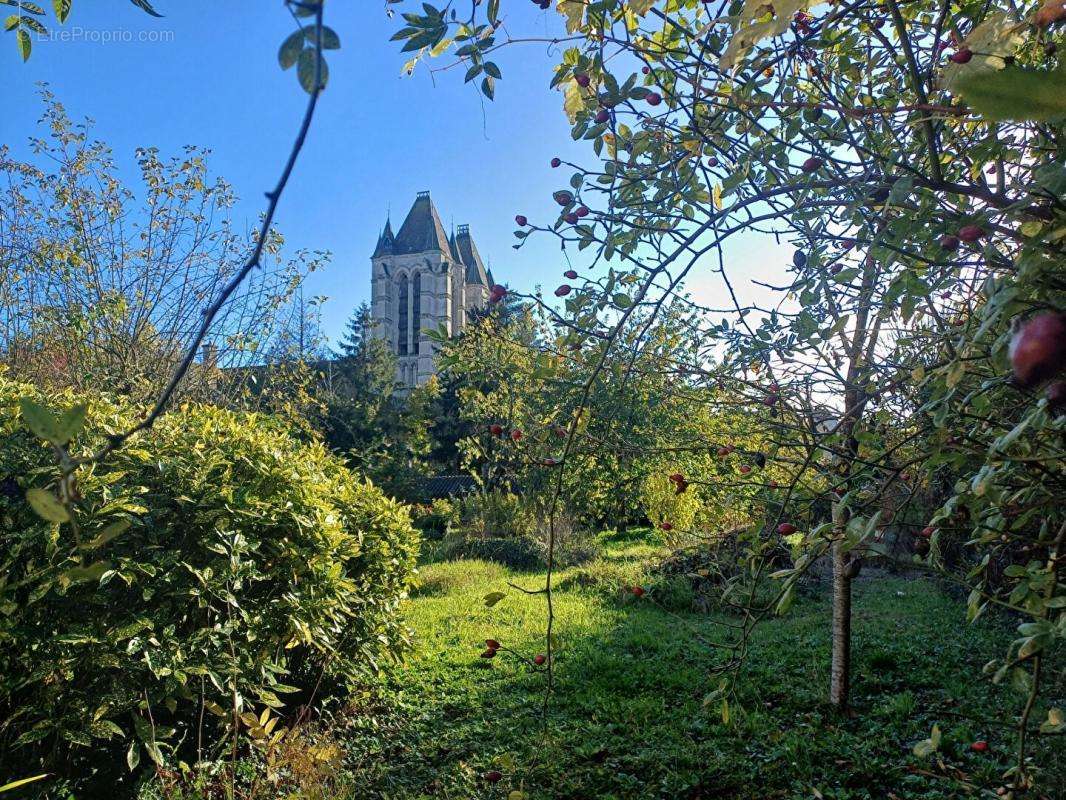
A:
[338,529,1064,800]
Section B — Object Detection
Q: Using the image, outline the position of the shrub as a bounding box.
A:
[432,493,597,570]
[640,471,703,536]
[410,498,457,540]
[558,556,694,612]
[435,533,544,571]
[0,376,418,792]
[456,491,535,540]
[533,511,598,567]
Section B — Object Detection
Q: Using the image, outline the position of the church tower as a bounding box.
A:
[370,191,493,390]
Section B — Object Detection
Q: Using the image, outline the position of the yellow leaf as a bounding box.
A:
[713,183,723,211]
[430,37,453,57]
[629,0,654,15]
[563,79,587,122]
[557,0,584,33]
[26,488,70,523]
[721,0,808,70]
[940,13,1024,92]
[0,775,49,794]
[946,361,965,388]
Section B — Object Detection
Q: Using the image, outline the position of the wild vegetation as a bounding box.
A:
[1,0,1063,798]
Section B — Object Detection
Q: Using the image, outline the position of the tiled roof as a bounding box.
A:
[418,474,478,500]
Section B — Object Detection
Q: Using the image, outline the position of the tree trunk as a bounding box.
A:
[830,532,852,711]
[827,251,879,713]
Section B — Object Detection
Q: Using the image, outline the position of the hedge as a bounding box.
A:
[0,375,419,792]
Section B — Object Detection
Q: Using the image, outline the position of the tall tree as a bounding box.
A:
[323,304,432,496]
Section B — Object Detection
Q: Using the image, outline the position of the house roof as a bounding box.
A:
[392,191,451,255]
[418,474,478,500]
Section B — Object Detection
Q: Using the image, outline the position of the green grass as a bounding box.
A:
[338,531,1064,800]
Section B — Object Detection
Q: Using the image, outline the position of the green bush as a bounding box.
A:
[639,471,703,536]
[435,533,544,571]
[456,491,535,539]
[410,498,457,540]
[430,492,597,570]
[0,376,418,791]
[557,556,694,612]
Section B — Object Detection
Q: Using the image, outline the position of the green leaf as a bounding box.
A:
[775,584,795,615]
[297,48,328,93]
[55,403,88,444]
[3,14,17,30]
[955,67,1066,122]
[278,29,304,69]
[291,0,319,18]
[80,520,131,550]
[126,741,140,771]
[52,0,70,22]
[305,24,340,50]
[26,488,70,523]
[1017,634,1050,659]
[1,1,44,13]
[60,561,112,585]
[0,775,48,794]
[481,75,495,100]
[128,0,162,17]
[16,27,30,61]
[483,591,505,607]
[19,14,45,33]
[18,398,61,445]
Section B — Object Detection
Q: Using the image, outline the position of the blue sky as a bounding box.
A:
[2,1,787,343]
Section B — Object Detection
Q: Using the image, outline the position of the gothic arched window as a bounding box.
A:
[397,274,409,355]
[412,271,422,354]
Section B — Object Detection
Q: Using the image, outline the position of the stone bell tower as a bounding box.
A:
[369,191,494,390]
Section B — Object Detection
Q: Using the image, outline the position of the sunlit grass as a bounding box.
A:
[340,531,1064,799]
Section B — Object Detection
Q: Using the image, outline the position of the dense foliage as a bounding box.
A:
[0,373,418,792]
[320,304,435,498]
[435,301,773,531]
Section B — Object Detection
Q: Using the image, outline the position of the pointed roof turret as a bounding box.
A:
[372,217,395,257]
[393,191,451,254]
[454,224,490,286]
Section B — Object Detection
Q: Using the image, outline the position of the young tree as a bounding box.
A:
[393,0,1065,786]
[0,91,328,407]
